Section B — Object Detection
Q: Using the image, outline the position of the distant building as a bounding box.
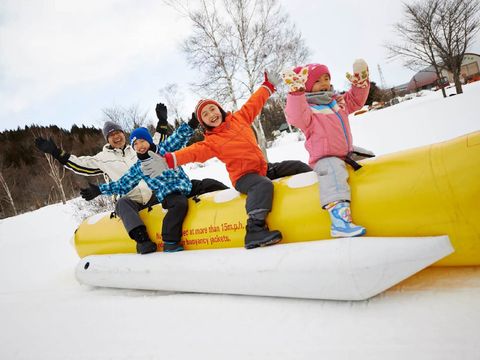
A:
[405,53,480,92]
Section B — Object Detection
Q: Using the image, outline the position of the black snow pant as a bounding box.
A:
[161,178,229,243]
[116,178,228,242]
[235,160,311,219]
[189,178,229,198]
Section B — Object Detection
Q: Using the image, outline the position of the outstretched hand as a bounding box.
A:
[187,112,199,129]
[35,137,60,156]
[155,103,168,134]
[346,59,369,88]
[264,70,281,88]
[281,67,308,93]
[141,151,170,178]
[80,183,101,201]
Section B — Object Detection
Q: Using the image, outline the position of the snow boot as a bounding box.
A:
[129,226,158,254]
[326,201,366,238]
[244,218,282,250]
[163,241,184,253]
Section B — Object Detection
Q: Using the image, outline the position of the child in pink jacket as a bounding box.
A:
[282,59,370,237]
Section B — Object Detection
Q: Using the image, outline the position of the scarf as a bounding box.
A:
[305,91,335,105]
[306,90,346,109]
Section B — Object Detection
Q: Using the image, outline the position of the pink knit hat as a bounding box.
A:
[294,63,331,92]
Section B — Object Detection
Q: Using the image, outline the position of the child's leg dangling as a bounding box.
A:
[235,173,282,249]
[325,201,366,237]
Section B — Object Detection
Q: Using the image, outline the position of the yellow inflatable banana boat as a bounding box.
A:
[74,131,480,266]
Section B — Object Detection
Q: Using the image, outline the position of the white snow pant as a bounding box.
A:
[313,157,351,208]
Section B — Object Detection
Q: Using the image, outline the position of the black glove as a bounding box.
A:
[188,112,199,129]
[155,103,168,134]
[34,137,70,164]
[80,183,102,201]
[35,137,60,156]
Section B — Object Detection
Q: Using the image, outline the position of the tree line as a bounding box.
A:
[0,125,105,219]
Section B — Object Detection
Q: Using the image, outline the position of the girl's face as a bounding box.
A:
[311,73,331,92]
[107,130,126,149]
[133,139,150,154]
[200,104,223,127]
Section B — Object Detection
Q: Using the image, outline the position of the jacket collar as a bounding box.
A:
[103,143,132,153]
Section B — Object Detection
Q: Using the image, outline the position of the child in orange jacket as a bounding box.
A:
[143,72,311,249]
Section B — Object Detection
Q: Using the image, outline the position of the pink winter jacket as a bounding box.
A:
[284,84,369,167]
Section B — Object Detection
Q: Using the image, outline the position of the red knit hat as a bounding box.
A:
[195,99,225,125]
[294,63,331,92]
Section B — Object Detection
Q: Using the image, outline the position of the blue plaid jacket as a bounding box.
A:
[99,123,194,203]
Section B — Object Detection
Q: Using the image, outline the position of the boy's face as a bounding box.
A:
[107,130,126,149]
[311,73,331,92]
[200,104,223,128]
[133,139,151,154]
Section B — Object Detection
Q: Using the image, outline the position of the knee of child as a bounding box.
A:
[114,197,130,212]
[260,177,274,193]
[176,196,189,213]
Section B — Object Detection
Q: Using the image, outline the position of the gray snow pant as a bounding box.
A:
[235,160,311,219]
[313,157,351,207]
[115,195,159,235]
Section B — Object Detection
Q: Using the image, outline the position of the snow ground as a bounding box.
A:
[0,83,479,359]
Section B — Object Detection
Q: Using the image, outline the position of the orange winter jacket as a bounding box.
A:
[172,86,272,187]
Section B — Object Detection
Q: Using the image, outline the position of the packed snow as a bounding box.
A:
[1,83,479,359]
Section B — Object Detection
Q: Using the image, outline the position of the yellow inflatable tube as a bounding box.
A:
[74,132,480,266]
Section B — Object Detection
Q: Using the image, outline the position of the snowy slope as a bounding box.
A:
[0,83,479,359]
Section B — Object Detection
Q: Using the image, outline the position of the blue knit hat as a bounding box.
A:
[130,127,153,147]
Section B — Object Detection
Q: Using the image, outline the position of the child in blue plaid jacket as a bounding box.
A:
[80,122,228,254]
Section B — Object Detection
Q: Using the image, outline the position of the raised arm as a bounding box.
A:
[343,59,370,114]
[284,93,313,131]
[153,102,169,144]
[35,137,104,176]
[160,122,194,153]
[233,71,279,125]
[281,66,312,131]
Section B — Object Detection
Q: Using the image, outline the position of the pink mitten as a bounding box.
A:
[346,59,369,88]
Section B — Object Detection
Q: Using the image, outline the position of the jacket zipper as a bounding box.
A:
[329,102,350,149]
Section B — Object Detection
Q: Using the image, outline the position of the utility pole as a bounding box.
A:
[377,64,387,89]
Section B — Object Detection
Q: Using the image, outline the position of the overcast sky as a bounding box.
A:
[1,0,479,132]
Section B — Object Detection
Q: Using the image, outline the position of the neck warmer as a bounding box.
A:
[305,90,336,105]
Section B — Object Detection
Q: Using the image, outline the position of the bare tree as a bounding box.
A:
[43,152,68,204]
[165,0,310,158]
[159,83,185,124]
[31,129,68,205]
[0,152,18,216]
[0,170,17,216]
[431,0,480,94]
[387,0,447,97]
[387,0,480,95]
[102,104,149,133]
